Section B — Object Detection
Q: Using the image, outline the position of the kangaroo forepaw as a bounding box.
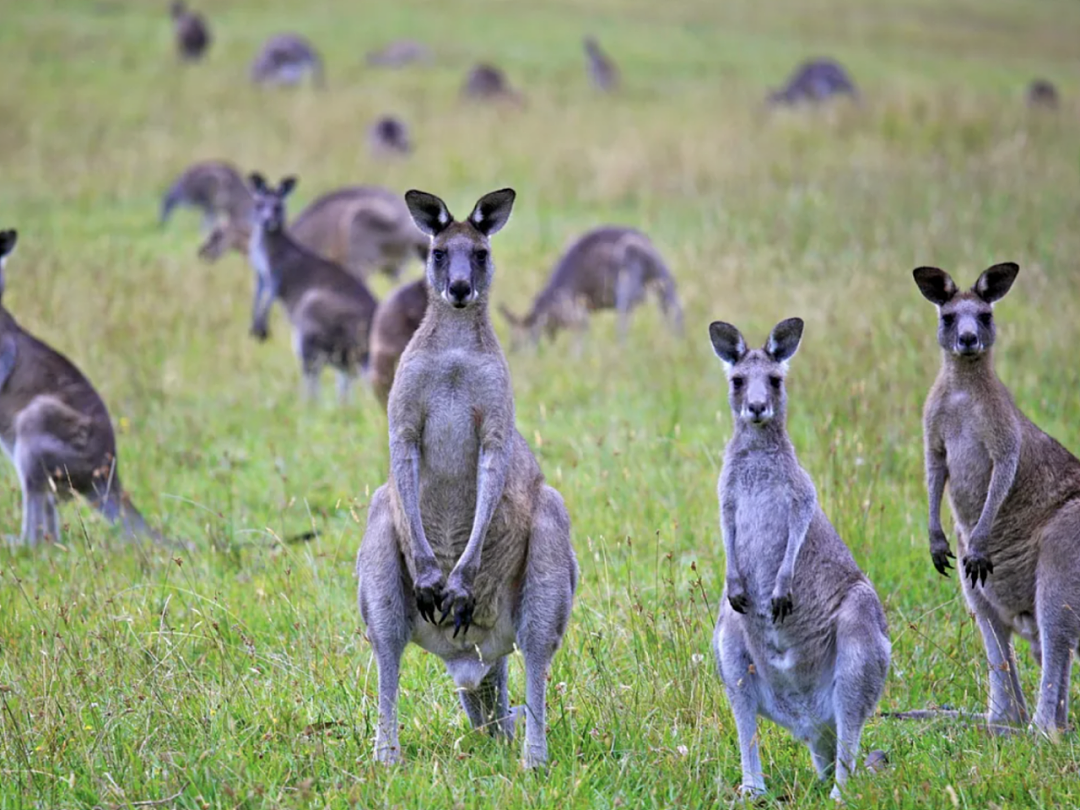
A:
[728,591,750,614]
[414,567,445,624]
[438,584,476,638]
[962,551,993,588]
[770,593,793,624]
[930,535,955,577]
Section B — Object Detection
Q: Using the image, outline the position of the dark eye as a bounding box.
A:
[473,249,488,264]
[978,312,992,327]
[769,376,782,390]
[432,249,447,263]
[731,376,744,391]
[941,313,956,327]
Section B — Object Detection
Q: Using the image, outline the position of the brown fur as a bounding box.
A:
[161,160,250,229]
[461,64,525,105]
[369,279,428,408]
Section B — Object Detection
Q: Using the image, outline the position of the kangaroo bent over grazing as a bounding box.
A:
[500,226,682,348]
[368,278,427,409]
[160,160,251,230]
[1026,79,1059,109]
[768,58,858,106]
[356,189,577,767]
[368,116,412,157]
[247,174,378,402]
[461,64,523,105]
[914,263,1080,737]
[0,230,161,545]
[710,318,890,800]
[251,34,324,87]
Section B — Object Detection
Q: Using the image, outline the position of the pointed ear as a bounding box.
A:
[973,262,1019,304]
[766,317,804,364]
[708,321,746,367]
[278,176,298,198]
[248,173,268,193]
[467,188,515,236]
[0,229,17,259]
[405,190,453,237]
[912,267,958,306]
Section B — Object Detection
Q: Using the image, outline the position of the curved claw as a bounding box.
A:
[771,594,793,624]
[963,553,993,588]
[931,548,956,577]
[453,601,474,638]
[415,583,444,625]
[728,593,749,614]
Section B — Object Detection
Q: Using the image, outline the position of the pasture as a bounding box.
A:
[1,0,1080,806]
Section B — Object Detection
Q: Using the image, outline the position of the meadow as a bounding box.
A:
[2,0,1080,806]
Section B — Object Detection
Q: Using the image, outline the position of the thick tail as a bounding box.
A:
[96,489,173,547]
[160,182,185,227]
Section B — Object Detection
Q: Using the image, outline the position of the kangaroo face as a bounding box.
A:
[913,263,1019,359]
[709,318,804,428]
[405,188,515,310]
[248,173,297,234]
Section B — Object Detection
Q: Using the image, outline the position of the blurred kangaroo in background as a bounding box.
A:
[251,34,324,87]
[246,174,378,403]
[365,40,432,68]
[710,317,890,801]
[368,116,412,157]
[583,35,619,92]
[499,226,682,349]
[201,186,427,281]
[368,278,427,409]
[461,63,524,105]
[768,58,858,105]
[171,1,210,61]
[1026,79,1059,109]
[0,230,163,546]
[913,263,1080,739]
[160,160,251,231]
[356,188,577,768]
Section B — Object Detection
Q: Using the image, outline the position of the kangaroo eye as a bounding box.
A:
[941,313,956,327]
[473,249,489,264]
[769,376,783,390]
[730,376,745,391]
[978,312,992,326]
[432,249,447,263]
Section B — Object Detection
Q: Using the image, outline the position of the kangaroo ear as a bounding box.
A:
[0,229,17,259]
[248,173,268,193]
[974,262,1019,303]
[766,317,804,364]
[912,266,958,306]
[708,321,746,368]
[278,176,298,197]
[405,190,453,237]
[468,188,516,236]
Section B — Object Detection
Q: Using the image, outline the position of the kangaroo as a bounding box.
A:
[200,186,428,281]
[583,35,619,92]
[767,58,859,106]
[251,34,324,87]
[0,230,162,545]
[171,1,210,61]
[368,278,427,409]
[1026,79,1059,109]
[710,317,890,800]
[368,116,412,157]
[499,226,682,349]
[246,174,378,402]
[160,160,251,230]
[365,39,432,68]
[914,263,1080,738]
[356,189,578,768]
[461,63,524,105]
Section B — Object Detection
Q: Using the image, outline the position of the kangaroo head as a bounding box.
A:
[913,263,1018,358]
[248,173,297,234]
[405,188,515,310]
[709,317,804,428]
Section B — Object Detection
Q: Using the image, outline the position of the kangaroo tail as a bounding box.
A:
[160,182,185,227]
[97,489,178,548]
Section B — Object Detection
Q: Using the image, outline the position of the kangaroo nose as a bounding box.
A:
[747,401,768,418]
[448,279,472,306]
[958,332,978,349]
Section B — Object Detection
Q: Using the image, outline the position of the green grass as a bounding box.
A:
[2,0,1080,806]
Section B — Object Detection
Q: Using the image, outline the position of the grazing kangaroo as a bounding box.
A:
[246,174,378,402]
[710,318,890,800]
[461,63,524,105]
[583,35,619,92]
[368,278,427,409]
[914,263,1080,738]
[368,116,412,157]
[768,58,858,106]
[201,186,427,281]
[365,39,432,68]
[251,34,324,87]
[1026,79,1060,109]
[356,188,577,768]
[499,226,682,349]
[0,230,161,545]
[160,160,251,230]
[171,1,210,61]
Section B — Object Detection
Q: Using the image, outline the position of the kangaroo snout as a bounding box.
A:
[746,400,771,423]
[957,330,979,353]
[446,279,474,308]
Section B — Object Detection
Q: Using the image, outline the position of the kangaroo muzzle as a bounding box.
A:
[446,279,474,308]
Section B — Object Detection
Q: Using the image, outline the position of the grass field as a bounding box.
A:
[2,0,1080,806]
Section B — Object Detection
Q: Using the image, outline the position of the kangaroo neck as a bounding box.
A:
[941,349,997,390]
[249,223,289,282]
[424,296,497,349]
[730,417,791,454]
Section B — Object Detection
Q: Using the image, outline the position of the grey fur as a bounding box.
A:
[250,34,324,87]
[368,278,427,409]
[1026,79,1059,110]
[160,160,250,230]
[171,1,210,62]
[914,262,1080,738]
[0,229,162,545]
[710,317,890,800]
[368,116,412,157]
[768,58,858,106]
[356,189,577,768]
[499,226,682,349]
[461,64,524,105]
[246,173,378,403]
[583,36,619,92]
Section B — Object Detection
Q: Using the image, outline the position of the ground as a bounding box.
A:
[1,0,1079,807]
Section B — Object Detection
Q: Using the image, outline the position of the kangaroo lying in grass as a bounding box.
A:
[500,226,682,348]
[914,262,1080,738]
[160,160,251,231]
[356,188,577,768]
[710,317,890,801]
[0,230,162,545]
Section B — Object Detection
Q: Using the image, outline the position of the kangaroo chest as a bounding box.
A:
[938,390,994,529]
[726,467,794,596]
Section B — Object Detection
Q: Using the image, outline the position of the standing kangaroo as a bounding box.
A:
[914,263,1080,737]
[710,318,890,800]
[160,160,251,230]
[171,1,210,62]
[583,36,619,92]
[368,278,427,409]
[0,230,161,545]
[356,189,577,768]
[246,174,378,402]
[499,226,682,349]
